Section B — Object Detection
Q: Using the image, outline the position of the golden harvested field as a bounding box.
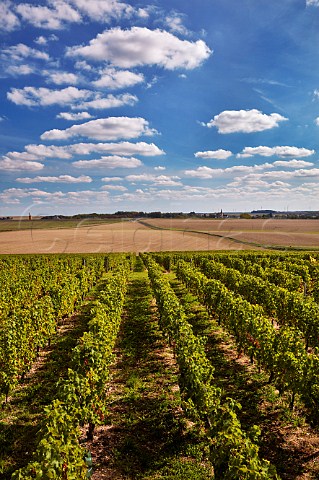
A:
[0,220,239,254]
[144,217,319,233]
[0,218,318,253]
[144,218,319,249]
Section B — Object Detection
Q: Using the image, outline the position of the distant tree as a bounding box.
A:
[240,213,252,219]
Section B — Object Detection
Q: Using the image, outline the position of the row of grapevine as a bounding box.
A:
[12,262,129,479]
[143,254,279,480]
[226,252,319,302]
[174,259,319,412]
[209,255,306,293]
[193,257,319,349]
[234,251,317,272]
[207,252,319,300]
[0,255,108,401]
[152,251,318,275]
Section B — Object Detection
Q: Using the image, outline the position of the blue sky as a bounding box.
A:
[1,0,319,215]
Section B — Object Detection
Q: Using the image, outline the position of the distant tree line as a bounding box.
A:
[39,210,319,221]
[41,211,209,220]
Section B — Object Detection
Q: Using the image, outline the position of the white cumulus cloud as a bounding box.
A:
[205,109,288,134]
[66,27,212,70]
[69,0,134,22]
[16,175,92,183]
[7,86,91,107]
[93,67,144,90]
[184,163,276,179]
[47,71,79,85]
[7,64,34,76]
[100,185,127,191]
[72,93,137,110]
[56,112,94,121]
[0,1,20,31]
[165,13,190,36]
[2,43,50,61]
[41,117,158,141]
[238,145,315,158]
[101,176,123,182]
[184,160,319,182]
[184,166,230,179]
[15,1,82,30]
[1,43,50,78]
[195,149,233,160]
[24,144,72,159]
[0,158,44,172]
[5,141,164,164]
[34,35,50,45]
[7,86,136,111]
[272,159,314,168]
[4,151,42,161]
[232,168,319,184]
[70,141,164,156]
[73,155,142,169]
[126,173,181,186]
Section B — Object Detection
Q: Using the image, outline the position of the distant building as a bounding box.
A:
[216,209,225,218]
[251,209,276,218]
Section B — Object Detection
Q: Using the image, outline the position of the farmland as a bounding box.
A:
[0,218,319,253]
[1,251,319,479]
[143,218,319,250]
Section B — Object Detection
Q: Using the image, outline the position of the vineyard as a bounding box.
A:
[1,251,319,479]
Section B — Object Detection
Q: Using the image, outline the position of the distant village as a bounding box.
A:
[1,209,317,221]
